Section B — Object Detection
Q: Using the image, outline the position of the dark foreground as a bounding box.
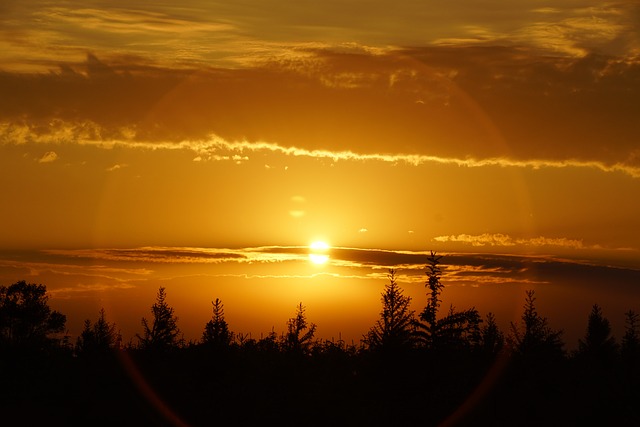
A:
[2,346,639,427]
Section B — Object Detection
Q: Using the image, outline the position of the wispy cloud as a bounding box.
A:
[48,282,136,299]
[106,163,127,172]
[64,134,640,178]
[433,233,588,249]
[13,245,640,290]
[4,1,637,73]
[516,4,633,57]
[44,246,306,265]
[38,151,58,163]
[192,137,640,178]
[2,48,639,178]
[5,121,638,178]
[0,258,153,278]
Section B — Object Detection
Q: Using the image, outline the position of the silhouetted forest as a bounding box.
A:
[1,252,639,426]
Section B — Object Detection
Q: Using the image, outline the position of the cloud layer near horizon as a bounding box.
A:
[1,245,638,292]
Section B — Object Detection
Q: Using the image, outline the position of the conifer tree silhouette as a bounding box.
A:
[479,312,504,357]
[202,298,233,348]
[414,252,481,350]
[76,308,120,355]
[283,302,316,354]
[418,251,444,346]
[256,327,280,352]
[621,310,640,374]
[509,290,563,360]
[575,304,617,366]
[137,287,181,351]
[364,269,415,352]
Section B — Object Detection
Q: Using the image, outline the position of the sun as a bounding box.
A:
[309,241,330,265]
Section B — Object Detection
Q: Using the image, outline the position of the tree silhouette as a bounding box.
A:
[417,251,444,347]
[479,312,505,357]
[137,287,181,351]
[364,269,415,352]
[0,281,66,351]
[621,310,640,374]
[437,305,482,351]
[256,327,280,352]
[509,290,564,360]
[283,302,316,354]
[414,252,482,351]
[575,304,617,366]
[202,298,233,348]
[76,308,121,355]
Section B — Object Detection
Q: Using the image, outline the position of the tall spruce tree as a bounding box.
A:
[418,251,444,346]
[202,298,233,348]
[479,312,505,357]
[283,302,316,354]
[509,290,564,360]
[364,269,415,352]
[137,287,181,351]
[414,252,481,351]
[621,310,640,373]
[575,304,617,366]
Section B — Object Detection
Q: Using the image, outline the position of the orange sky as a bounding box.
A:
[1,0,639,347]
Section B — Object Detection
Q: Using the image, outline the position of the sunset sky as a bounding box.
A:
[1,0,639,347]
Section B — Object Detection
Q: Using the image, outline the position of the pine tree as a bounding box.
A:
[437,305,482,350]
[509,290,564,360]
[621,310,640,373]
[479,312,504,357]
[256,327,279,352]
[419,251,443,342]
[76,308,120,355]
[202,298,233,348]
[137,287,181,351]
[283,302,316,354]
[414,252,481,351]
[364,269,415,352]
[575,304,617,366]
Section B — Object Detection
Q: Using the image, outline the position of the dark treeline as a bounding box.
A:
[1,252,639,426]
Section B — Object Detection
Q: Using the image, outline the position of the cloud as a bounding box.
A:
[167,136,640,178]
[45,246,317,265]
[0,254,152,299]
[106,163,127,172]
[48,283,136,298]
[1,48,639,178]
[22,245,640,290]
[38,151,58,163]
[4,1,637,74]
[434,233,515,247]
[521,4,638,57]
[3,120,640,178]
[433,233,592,250]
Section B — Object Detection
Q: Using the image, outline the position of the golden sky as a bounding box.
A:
[1,0,639,345]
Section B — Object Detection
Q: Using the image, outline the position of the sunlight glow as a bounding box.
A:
[310,241,330,250]
[309,241,330,265]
